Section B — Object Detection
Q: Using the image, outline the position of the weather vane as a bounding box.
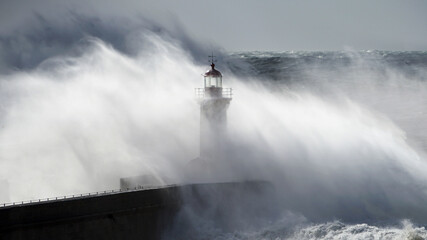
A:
[208,52,217,65]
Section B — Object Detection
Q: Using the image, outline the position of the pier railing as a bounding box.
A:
[0,184,176,208]
[195,88,233,99]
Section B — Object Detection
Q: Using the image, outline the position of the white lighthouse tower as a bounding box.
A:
[196,56,232,160]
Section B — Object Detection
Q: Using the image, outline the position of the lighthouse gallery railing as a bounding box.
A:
[195,88,233,99]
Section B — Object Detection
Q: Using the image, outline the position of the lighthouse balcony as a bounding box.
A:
[195,87,233,99]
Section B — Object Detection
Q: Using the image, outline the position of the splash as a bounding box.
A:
[1,23,427,230]
[0,33,201,202]
[290,220,427,240]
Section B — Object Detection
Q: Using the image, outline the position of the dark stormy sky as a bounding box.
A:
[0,0,426,51]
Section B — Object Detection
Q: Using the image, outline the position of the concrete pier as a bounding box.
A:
[0,181,276,240]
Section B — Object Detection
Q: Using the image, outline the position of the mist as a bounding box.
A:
[1,14,427,239]
[0,32,204,202]
[224,65,427,222]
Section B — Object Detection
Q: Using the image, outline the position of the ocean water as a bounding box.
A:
[226,51,427,148]
[1,22,427,239]
[179,220,427,240]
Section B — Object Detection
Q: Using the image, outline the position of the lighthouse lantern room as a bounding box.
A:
[204,63,222,88]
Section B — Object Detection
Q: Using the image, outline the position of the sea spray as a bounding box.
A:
[0,36,201,201]
[1,27,427,237]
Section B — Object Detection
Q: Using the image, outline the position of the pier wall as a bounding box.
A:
[0,187,180,240]
[0,181,276,240]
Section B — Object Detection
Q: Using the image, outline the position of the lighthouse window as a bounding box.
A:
[205,76,222,87]
[212,77,222,87]
[204,77,212,87]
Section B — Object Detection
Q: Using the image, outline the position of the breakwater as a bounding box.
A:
[0,181,275,240]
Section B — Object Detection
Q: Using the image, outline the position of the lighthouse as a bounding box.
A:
[196,57,232,159]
